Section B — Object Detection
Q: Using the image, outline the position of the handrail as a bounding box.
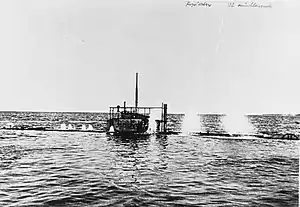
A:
[109,106,163,109]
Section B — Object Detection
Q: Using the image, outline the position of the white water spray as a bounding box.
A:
[5,123,14,129]
[60,123,67,130]
[81,124,87,131]
[222,113,254,135]
[147,110,161,133]
[68,124,74,130]
[109,125,115,133]
[87,124,94,131]
[181,111,201,134]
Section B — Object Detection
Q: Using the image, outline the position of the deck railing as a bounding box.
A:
[109,106,163,119]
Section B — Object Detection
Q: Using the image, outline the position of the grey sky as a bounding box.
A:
[0,0,299,114]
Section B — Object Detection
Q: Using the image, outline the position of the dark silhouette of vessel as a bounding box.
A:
[107,73,168,135]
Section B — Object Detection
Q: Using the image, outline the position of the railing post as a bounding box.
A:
[135,73,138,109]
[163,104,167,133]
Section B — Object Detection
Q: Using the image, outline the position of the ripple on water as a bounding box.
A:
[0,131,298,207]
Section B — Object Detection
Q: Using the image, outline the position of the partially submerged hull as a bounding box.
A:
[107,113,149,134]
[107,73,168,135]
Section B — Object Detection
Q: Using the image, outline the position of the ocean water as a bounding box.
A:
[0,112,299,206]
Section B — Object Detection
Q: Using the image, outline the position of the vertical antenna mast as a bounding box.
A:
[135,73,138,109]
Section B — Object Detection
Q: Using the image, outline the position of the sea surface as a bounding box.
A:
[0,112,299,206]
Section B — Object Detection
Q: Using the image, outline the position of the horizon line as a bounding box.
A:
[0,110,298,116]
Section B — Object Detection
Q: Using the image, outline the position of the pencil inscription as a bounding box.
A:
[186,1,212,7]
[185,1,272,8]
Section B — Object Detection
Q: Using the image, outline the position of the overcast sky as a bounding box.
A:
[0,0,299,114]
